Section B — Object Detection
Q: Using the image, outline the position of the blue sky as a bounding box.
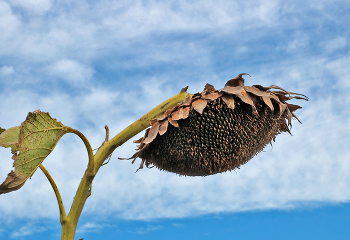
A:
[0,0,350,239]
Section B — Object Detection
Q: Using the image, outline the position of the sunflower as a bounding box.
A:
[127,73,308,176]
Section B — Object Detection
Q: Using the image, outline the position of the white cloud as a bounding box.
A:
[47,59,94,84]
[9,0,52,15]
[326,54,350,88]
[10,225,46,238]
[0,1,21,40]
[76,222,107,233]
[0,0,283,66]
[324,37,347,52]
[132,225,162,235]
[0,66,15,76]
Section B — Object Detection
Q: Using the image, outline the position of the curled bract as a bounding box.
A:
[125,74,308,176]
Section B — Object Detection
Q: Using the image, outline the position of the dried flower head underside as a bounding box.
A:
[127,73,308,176]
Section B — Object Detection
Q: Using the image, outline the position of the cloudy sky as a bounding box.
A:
[0,0,350,239]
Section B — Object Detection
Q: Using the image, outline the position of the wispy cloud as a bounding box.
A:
[10,225,46,238]
[0,66,15,76]
[132,225,163,235]
[47,59,94,84]
[76,222,108,233]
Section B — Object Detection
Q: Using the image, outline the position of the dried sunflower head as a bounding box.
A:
[127,73,308,176]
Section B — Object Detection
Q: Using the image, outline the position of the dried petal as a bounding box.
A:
[219,86,256,113]
[224,73,250,87]
[221,94,235,109]
[182,106,190,119]
[279,103,287,117]
[204,92,223,100]
[159,120,169,135]
[252,85,271,91]
[192,99,208,114]
[219,85,242,95]
[143,122,161,144]
[244,86,276,112]
[286,108,292,126]
[168,117,179,127]
[171,108,183,121]
[262,96,274,111]
[204,83,216,93]
[182,94,193,106]
[274,92,290,102]
[240,89,257,114]
[286,103,302,112]
[291,112,302,124]
[133,137,143,143]
[156,113,168,121]
[244,86,270,97]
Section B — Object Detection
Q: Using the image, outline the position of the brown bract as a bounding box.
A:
[126,73,308,176]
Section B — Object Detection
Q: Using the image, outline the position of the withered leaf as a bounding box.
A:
[0,110,69,195]
[0,171,26,194]
[0,126,20,153]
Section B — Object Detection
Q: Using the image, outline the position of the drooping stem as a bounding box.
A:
[61,88,189,240]
[93,87,190,172]
[39,164,67,224]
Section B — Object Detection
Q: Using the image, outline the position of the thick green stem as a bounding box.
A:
[60,88,189,240]
[93,88,190,173]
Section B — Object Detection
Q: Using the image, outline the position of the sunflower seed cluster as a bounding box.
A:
[140,96,285,176]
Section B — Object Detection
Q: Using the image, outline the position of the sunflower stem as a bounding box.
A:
[93,88,190,173]
[60,88,189,240]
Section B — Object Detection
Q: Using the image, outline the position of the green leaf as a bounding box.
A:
[0,110,69,194]
[0,126,20,153]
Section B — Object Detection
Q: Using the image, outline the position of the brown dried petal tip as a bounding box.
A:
[125,74,307,176]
